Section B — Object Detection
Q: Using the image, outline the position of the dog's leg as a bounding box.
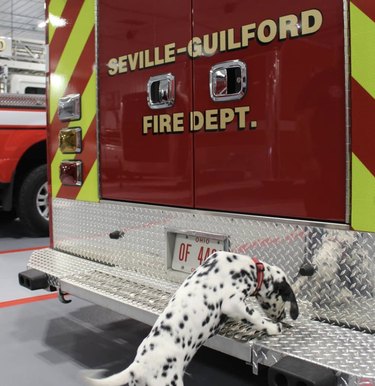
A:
[222,297,282,335]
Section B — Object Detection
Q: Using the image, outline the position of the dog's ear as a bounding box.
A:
[275,279,299,320]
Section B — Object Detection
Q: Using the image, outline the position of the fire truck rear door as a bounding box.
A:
[98,0,194,207]
[192,0,347,222]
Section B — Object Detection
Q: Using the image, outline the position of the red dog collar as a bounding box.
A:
[252,258,265,296]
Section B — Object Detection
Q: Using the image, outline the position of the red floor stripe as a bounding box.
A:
[0,246,48,255]
[0,293,58,308]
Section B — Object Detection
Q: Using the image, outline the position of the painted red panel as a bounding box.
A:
[193,0,347,222]
[99,0,194,207]
[0,130,45,182]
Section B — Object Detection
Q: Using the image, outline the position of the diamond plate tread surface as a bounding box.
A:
[28,248,261,343]
[252,318,375,379]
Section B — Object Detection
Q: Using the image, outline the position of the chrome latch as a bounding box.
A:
[210,60,247,102]
[147,73,175,109]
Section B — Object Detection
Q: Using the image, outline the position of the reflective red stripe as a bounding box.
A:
[0,293,58,308]
[0,246,48,255]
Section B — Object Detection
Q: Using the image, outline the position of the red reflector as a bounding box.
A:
[59,160,82,186]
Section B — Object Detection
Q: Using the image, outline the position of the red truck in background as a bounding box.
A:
[0,37,48,236]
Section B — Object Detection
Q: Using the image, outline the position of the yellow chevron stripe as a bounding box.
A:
[351,2,375,99]
[51,71,96,198]
[76,160,99,202]
[352,154,375,232]
[49,0,94,124]
[48,0,67,43]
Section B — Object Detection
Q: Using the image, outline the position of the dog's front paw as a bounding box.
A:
[265,322,282,336]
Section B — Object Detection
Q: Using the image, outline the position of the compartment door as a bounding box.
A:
[99,0,194,207]
[192,0,347,222]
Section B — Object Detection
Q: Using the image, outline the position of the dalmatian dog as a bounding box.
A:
[84,251,299,386]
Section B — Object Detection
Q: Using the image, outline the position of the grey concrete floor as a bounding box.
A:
[0,216,268,386]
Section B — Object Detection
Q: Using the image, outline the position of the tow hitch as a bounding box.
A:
[18,268,49,290]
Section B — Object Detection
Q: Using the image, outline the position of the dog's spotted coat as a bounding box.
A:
[85,251,299,386]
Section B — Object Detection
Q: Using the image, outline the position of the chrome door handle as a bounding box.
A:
[147,73,175,109]
[210,60,247,102]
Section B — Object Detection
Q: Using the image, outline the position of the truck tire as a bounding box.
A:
[17,164,49,236]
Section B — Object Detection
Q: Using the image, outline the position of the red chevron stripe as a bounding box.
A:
[57,118,97,199]
[351,0,375,23]
[351,78,375,176]
[49,29,95,159]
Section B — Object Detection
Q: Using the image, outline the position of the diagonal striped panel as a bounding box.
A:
[49,0,95,123]
[48,0,67,42]
[351,3,375,99]
[351,1,375,232]
[49,29,95,158]
[48,0,98,203]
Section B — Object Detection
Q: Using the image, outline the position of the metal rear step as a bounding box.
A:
[28,248,375,385]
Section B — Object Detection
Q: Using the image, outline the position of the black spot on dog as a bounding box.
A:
[179,322,185,329]
[202,315,210,326]
[246,306,254,315]
[166,312,172,319]
[183,315,189,321]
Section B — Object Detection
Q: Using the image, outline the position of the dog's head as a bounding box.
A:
[256,264,299,321]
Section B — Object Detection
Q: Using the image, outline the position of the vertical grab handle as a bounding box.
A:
[210,60,247,102]
[147,73,175,109]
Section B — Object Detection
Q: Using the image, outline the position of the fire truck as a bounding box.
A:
[19,0,375,384]
[0,37,48,236]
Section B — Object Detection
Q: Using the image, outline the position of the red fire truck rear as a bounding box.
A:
[19,0,375,384]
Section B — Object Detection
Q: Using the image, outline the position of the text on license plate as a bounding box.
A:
[172,234,224,274]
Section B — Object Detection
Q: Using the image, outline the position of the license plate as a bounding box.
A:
[172,233,225,274]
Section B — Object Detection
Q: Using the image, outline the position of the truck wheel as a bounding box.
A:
[17,165,49,236]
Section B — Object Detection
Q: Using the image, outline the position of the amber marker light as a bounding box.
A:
[59,160,82,186]
[59,127,82,153]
